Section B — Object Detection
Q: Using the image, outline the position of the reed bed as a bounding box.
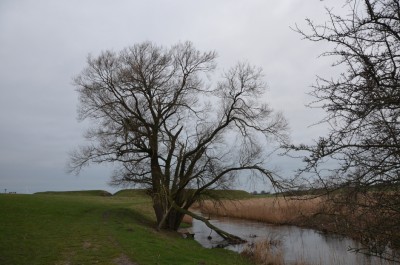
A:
[241,238,284,265]
[195,196,324,225]
[182,214,193,224]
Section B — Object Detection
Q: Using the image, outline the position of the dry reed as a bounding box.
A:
[195,196,324,225]
[181,214,193,224]
[241,233,312,265]
[241,239,284,265]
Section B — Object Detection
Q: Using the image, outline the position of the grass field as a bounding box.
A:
[0,190,252,265]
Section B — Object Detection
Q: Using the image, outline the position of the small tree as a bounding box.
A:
[69,41,288,240]
[293,0,400,260]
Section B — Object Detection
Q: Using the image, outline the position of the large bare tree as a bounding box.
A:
[293,0,400,260]
[69,41,288,239]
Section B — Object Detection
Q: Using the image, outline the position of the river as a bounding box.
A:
[189,215,399,265]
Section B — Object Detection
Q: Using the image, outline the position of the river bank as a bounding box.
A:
[190,214,396,265]
[191,195,400,263]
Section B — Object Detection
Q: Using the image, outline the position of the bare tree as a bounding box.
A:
[292,0,400,260]
[69,41,288,241]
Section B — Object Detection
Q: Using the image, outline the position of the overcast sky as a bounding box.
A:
[0,0,344,194]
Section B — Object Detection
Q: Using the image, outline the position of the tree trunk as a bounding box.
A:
[166,208,185,230]
[167,198,246,244]
[153,191,245,244]
[153,199,165,227]
[153,194,186,230]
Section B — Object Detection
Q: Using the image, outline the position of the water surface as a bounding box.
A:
[191,216,398,265]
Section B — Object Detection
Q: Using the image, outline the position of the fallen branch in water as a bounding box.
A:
[170,199,246,244]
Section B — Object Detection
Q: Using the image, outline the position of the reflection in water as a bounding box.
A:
[191,216,398,265]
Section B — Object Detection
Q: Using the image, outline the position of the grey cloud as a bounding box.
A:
[0,0,341,193]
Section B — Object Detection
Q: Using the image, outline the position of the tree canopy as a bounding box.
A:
[69,41,288,238]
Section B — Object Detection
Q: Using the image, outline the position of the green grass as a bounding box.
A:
[0,191,252,265]
[113,189,148,198]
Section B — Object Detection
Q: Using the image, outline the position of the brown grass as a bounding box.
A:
[241,233,311,265]
[195,196,323,225]
[241,239,284,265]
[181,214,193,224]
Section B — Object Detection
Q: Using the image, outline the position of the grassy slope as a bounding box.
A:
[0,192,251,265]
[35,190,113,196]
[199,189,254,200]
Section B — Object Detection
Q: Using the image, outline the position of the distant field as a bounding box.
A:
[0,190,252,265]
[35,190,113,196]
[198,189,256,200]
[34,188,254,199]
[113,189,149,197]
[113,188,255,200]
